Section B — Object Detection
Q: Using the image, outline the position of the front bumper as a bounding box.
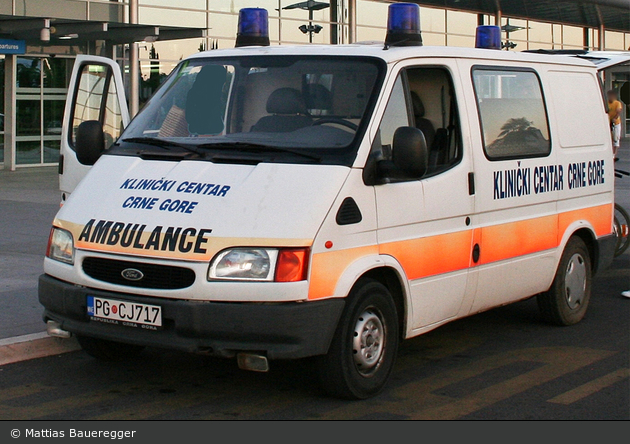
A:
[39,274,344,360]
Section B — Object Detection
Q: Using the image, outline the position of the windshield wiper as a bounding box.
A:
[196,141,322,162]
[122,137,207,157]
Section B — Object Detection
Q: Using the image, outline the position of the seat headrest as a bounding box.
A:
[411,91,425,118]
[185,65,228,134]
[304,84,332,110]
[266,88,307,115]
[194,65,227,86]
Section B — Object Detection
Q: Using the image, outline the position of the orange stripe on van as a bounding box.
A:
[380,230,473,280]
[307,203,613,300]
[308,245,378,300]
[477,214,558,265]
[558,203,613,239]
[53,218,312,262]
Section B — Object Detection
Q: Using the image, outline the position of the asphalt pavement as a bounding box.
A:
[0,142,628,419]
[0,166,59,339]
[0,252,627,419]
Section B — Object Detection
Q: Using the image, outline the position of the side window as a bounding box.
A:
[103,78,123,148]
[407,67,462,174]
[70,63,122,150]
[472,68,551,160]
[373,67,463,181]
[378,74,410,154]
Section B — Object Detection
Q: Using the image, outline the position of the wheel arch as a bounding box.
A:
[571,228,598,273]
[334,256,411,341]
[355,267,408,340]
[559,223,598,273]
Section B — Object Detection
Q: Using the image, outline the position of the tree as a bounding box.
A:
[498,117,533,138]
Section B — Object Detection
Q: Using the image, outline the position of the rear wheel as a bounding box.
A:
[317,279,399,399]
[537,237,592,326]
[77,335,145,361]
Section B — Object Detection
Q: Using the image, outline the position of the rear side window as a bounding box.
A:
[472,68,550,160]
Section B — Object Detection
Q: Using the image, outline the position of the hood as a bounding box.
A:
[54,155,350,262]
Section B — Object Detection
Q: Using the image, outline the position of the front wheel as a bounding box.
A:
[317,279,399,399]
[537,237,592,326]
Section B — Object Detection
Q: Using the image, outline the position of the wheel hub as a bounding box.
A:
[352,308,386,375]
[564,253,586,310]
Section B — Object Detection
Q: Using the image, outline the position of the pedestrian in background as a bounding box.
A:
[608,90,623,161]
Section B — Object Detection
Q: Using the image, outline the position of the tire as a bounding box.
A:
[77,335,145,361]
[537,237,592,326]
[317,279,399,399]
[613,203,630,257]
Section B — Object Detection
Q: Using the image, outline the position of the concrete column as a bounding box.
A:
[494,0,502,26]
[3,54,16,171]
[348,0,356,43]
[206,0,211,49]
[129,0,140,117]
[596,5,605,50]
[583,27,590,50]
[330,0,339,45]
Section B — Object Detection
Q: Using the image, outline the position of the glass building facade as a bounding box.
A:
[1,0,629,168]
[137,1,629,83]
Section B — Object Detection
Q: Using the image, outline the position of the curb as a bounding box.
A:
[0,332,80,366]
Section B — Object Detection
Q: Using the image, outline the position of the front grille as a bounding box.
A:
[83,257,196,290]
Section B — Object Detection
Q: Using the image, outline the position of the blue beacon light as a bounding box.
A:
[475,25,501,50]
[235,8,270,48]
[385,3,423,47]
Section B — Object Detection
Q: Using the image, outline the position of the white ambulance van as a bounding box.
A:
[40,5,616,399]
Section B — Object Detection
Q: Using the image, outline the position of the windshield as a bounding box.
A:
[115,55,384,165]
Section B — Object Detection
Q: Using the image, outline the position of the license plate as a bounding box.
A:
[87,296,162,329]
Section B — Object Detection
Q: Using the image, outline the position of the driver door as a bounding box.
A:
[59,55,129,200]
[374,63,476,331]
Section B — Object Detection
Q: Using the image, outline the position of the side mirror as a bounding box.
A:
[75,120,105,166]
[392,126,428,178]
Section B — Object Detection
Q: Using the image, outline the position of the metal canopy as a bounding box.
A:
[412,0,630,32]
[0,14,205,46]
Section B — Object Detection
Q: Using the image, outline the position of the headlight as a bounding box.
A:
[46,227,75,264]
[208,247,309,282]
[208,248,278,281]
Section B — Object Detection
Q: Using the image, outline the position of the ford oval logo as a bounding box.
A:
[121,268,144,281]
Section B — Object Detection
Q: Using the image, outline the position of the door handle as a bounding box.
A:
[472,243,480,263]
[468,172,475,195]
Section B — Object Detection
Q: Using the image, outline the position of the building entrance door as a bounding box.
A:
[14,56,73,166]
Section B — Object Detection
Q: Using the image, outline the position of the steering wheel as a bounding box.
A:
[313,117,359,131]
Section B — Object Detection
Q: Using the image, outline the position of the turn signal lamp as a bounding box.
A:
[475,25,501,50]
[385,3,423,47]
[236,8,270,48]
[275,248,309,282]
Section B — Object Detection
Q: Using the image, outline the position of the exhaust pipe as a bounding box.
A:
[47,320,72,339]
[237,353,269,372]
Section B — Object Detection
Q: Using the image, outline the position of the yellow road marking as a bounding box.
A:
[0,384,55,404]
[1,346,620,419]
[409,347,614,419]
[0,383,148,420]
[547,368,630,405]
[200,388,299,420]
[92,386,230,420]
[318,347,614,420]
